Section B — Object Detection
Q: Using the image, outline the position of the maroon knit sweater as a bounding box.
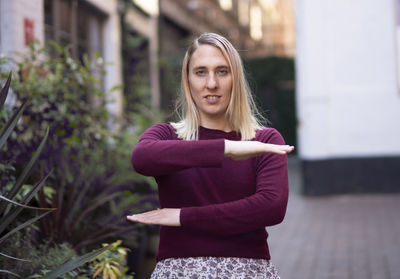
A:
[131,123,289,261]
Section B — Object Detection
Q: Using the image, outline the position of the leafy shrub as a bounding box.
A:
[89,240,134,279]
[0,72,110,279]
[1,231,76,277]
[0,42,158,256]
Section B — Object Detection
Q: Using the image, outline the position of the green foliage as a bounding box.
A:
[1,42,110,169]
[1,231,77,277]
[9,238,134,279]
[89,240,134,279]
[0,72,55,278]
[38,245,110,279]
[0,72,111,279]
[0,42,159,255]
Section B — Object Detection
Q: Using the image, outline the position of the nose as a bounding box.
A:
[206,73,217,89]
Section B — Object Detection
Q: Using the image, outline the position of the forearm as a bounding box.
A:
[180,160,289,235]
[128,158,289,234]
[224,139,294,160]
[132,139,224,176]
[181,132,290,235]
[131,123,225,176]
[128,188,288,232]
[129,127,292,232]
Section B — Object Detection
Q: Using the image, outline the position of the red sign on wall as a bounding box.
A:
[24,18,35,46]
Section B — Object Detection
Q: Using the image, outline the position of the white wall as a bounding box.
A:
[0,0,44,58]
[0,0,14,57]
[295,0,400,160]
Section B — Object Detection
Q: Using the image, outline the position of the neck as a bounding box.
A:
[199,116,232,132]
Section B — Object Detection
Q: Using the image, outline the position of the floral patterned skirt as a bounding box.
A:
[150,257,280,279]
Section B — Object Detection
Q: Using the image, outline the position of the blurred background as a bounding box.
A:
[0,0,399,278]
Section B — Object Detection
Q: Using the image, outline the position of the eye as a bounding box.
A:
[217,69,229,75]
[195,70,206,76]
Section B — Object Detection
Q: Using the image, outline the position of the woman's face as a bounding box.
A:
[188,44,233,124]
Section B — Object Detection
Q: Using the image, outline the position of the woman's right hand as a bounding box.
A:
[224,140,294,161]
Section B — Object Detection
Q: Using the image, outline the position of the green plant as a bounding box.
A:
[2,230,78,278]
[0,72,54,278]
[39,245,110,279]
[0,43,157,253]
[0,72,110,278]
[89,240,134,279]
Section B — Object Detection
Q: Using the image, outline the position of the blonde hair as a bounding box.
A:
[171,33,265,140]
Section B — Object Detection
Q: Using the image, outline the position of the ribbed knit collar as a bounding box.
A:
[199,126,241,140]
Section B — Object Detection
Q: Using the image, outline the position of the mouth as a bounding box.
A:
[204,95,221,101]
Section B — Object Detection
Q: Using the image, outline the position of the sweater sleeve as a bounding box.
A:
[131,123,225,177]
[180,129,289,235]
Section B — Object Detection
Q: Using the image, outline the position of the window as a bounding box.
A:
[44,0,106,63]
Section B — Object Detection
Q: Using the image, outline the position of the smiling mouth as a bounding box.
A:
[205,95,221,100]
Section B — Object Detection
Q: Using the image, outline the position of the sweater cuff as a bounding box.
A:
[180,207,198,229]
[180,205,218,231]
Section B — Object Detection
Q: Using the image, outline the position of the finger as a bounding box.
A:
[283,145,295,153]
[135,210,160,217]
[127,210,166,224]
[278,145,294,150]
[127,211,159,221]
[126,214,141,222]
[127,214,161,224]
[270,145,294,155]
[279,145,293,152]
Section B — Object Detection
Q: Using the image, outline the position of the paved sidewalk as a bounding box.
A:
[268,157,400,279]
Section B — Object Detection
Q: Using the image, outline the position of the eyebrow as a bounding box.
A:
[192,65,229,70]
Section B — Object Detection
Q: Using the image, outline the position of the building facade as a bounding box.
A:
[0,0,295,115]
[0,0,123,120]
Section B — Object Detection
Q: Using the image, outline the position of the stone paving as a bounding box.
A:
[268,157,400,279]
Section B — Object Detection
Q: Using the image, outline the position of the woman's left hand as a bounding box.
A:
[126,208,181,226]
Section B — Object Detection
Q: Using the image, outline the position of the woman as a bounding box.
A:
[127,33,294,278]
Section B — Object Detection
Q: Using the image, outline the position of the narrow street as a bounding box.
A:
[268,157,400,279]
